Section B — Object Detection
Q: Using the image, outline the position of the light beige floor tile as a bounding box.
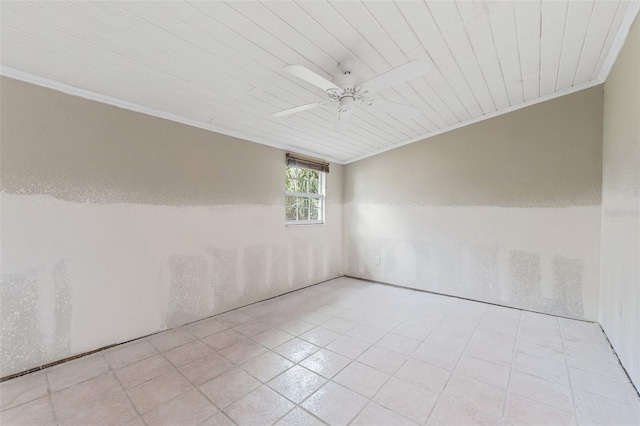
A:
[574,390,640,425]
[395,358,450,394]
[219,340,267,365]
[412,342,460,371]
[424,331,469,353]
[104,340,158,369]
[518,326,563,353]
[326,335,371,359]
[142,388,218,426]
[516,340,565,366]
[215,310,253,327]
[302,381,368,425]
[275,407,324,426]
[392,323,433,341]
[441,374,506,418]
[565,351,627,380]
[164,340,212,368]
[241,352,293,383]
[201,329,246,351]
[373,377,437,424]
[427,397,500,426]
[232,320,272,337]
[297,311,333,326]
[321,317,359,334]
[569,367,637,405]
[300,327,342,347]
[47,354,110,392]
[179,353,234,387]
[504,394,576,426]
[198,368,260,409]
[51,373,122,420]
[267,365,326,403]
[225,386,294,426]
[358,347,407,374]
[299,349,350,379]
[514,352,569,385]
[469,329,516,352]
[352,403,418,426]
[253,329,294,349]
[334,361,389,398]
[0,395,55,426]
[115,354,174,389]
[464,340,514,366]
[347,325,387,344]
[127,370,191,414]
[273,338,321,363]
[256,311,292,327]
[0,372,48,411]
[187,318,228,339]
[376,333,420,356]
[277,319,315,336]
[199,412,235,426]
[454,355,510,389]
[58,390,137,425]
[509,370,574,413]
[563,338,614,360]
[150,329,196,352]
[123,416,145,426]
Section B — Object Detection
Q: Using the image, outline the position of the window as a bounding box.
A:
[285,154,329,225]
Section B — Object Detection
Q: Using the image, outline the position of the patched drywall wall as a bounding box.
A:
[344,86,603,321]
[600,15,639,388]
[0,77,343,377]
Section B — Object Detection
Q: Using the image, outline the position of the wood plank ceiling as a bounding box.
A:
[2,1,638,164]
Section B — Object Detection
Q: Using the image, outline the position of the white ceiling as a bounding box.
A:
[1,1,638,164]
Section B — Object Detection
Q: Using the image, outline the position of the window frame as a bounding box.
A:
[285,166,325,226]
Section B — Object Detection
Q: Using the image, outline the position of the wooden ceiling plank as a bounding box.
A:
[540,0,570,96]
[555,0,596,91]
[455,0,510,111]
[486,0,525,106]
[590,0,631,80]
[429,1,497,114]
[514,1,542,101]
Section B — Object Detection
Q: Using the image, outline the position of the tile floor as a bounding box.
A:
[1,277,639,426]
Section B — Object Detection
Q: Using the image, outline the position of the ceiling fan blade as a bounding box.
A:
[271,101,326,118]
[361,60,429,92]
[334,108,352,132]
[284,65,341,92]
[369,99,422,119]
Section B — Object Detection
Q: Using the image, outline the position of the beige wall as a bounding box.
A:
[0,77,343,377]
[600,15,639,388]
[344,86,603,321]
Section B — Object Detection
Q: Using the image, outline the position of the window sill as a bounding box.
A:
[285,221,325,227]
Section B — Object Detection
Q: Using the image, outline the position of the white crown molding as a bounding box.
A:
[0,64,617,167]
[598,2,640,83]
[0,66,347,165]
[343,79,603,164]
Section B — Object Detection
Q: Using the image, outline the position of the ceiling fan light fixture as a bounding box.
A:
[272,60,429,131]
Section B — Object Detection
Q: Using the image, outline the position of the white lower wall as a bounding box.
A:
[344,203,600,320]
[599,15,639,388]
[0,193,342,376]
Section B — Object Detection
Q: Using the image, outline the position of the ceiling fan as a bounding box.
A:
[271,59,429,132]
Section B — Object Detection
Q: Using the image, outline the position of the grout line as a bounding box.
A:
[109,356,145,424]
[500,309,523,421]
[558,318,580,424]
[423,302,492,425]
[44,369,59,425]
